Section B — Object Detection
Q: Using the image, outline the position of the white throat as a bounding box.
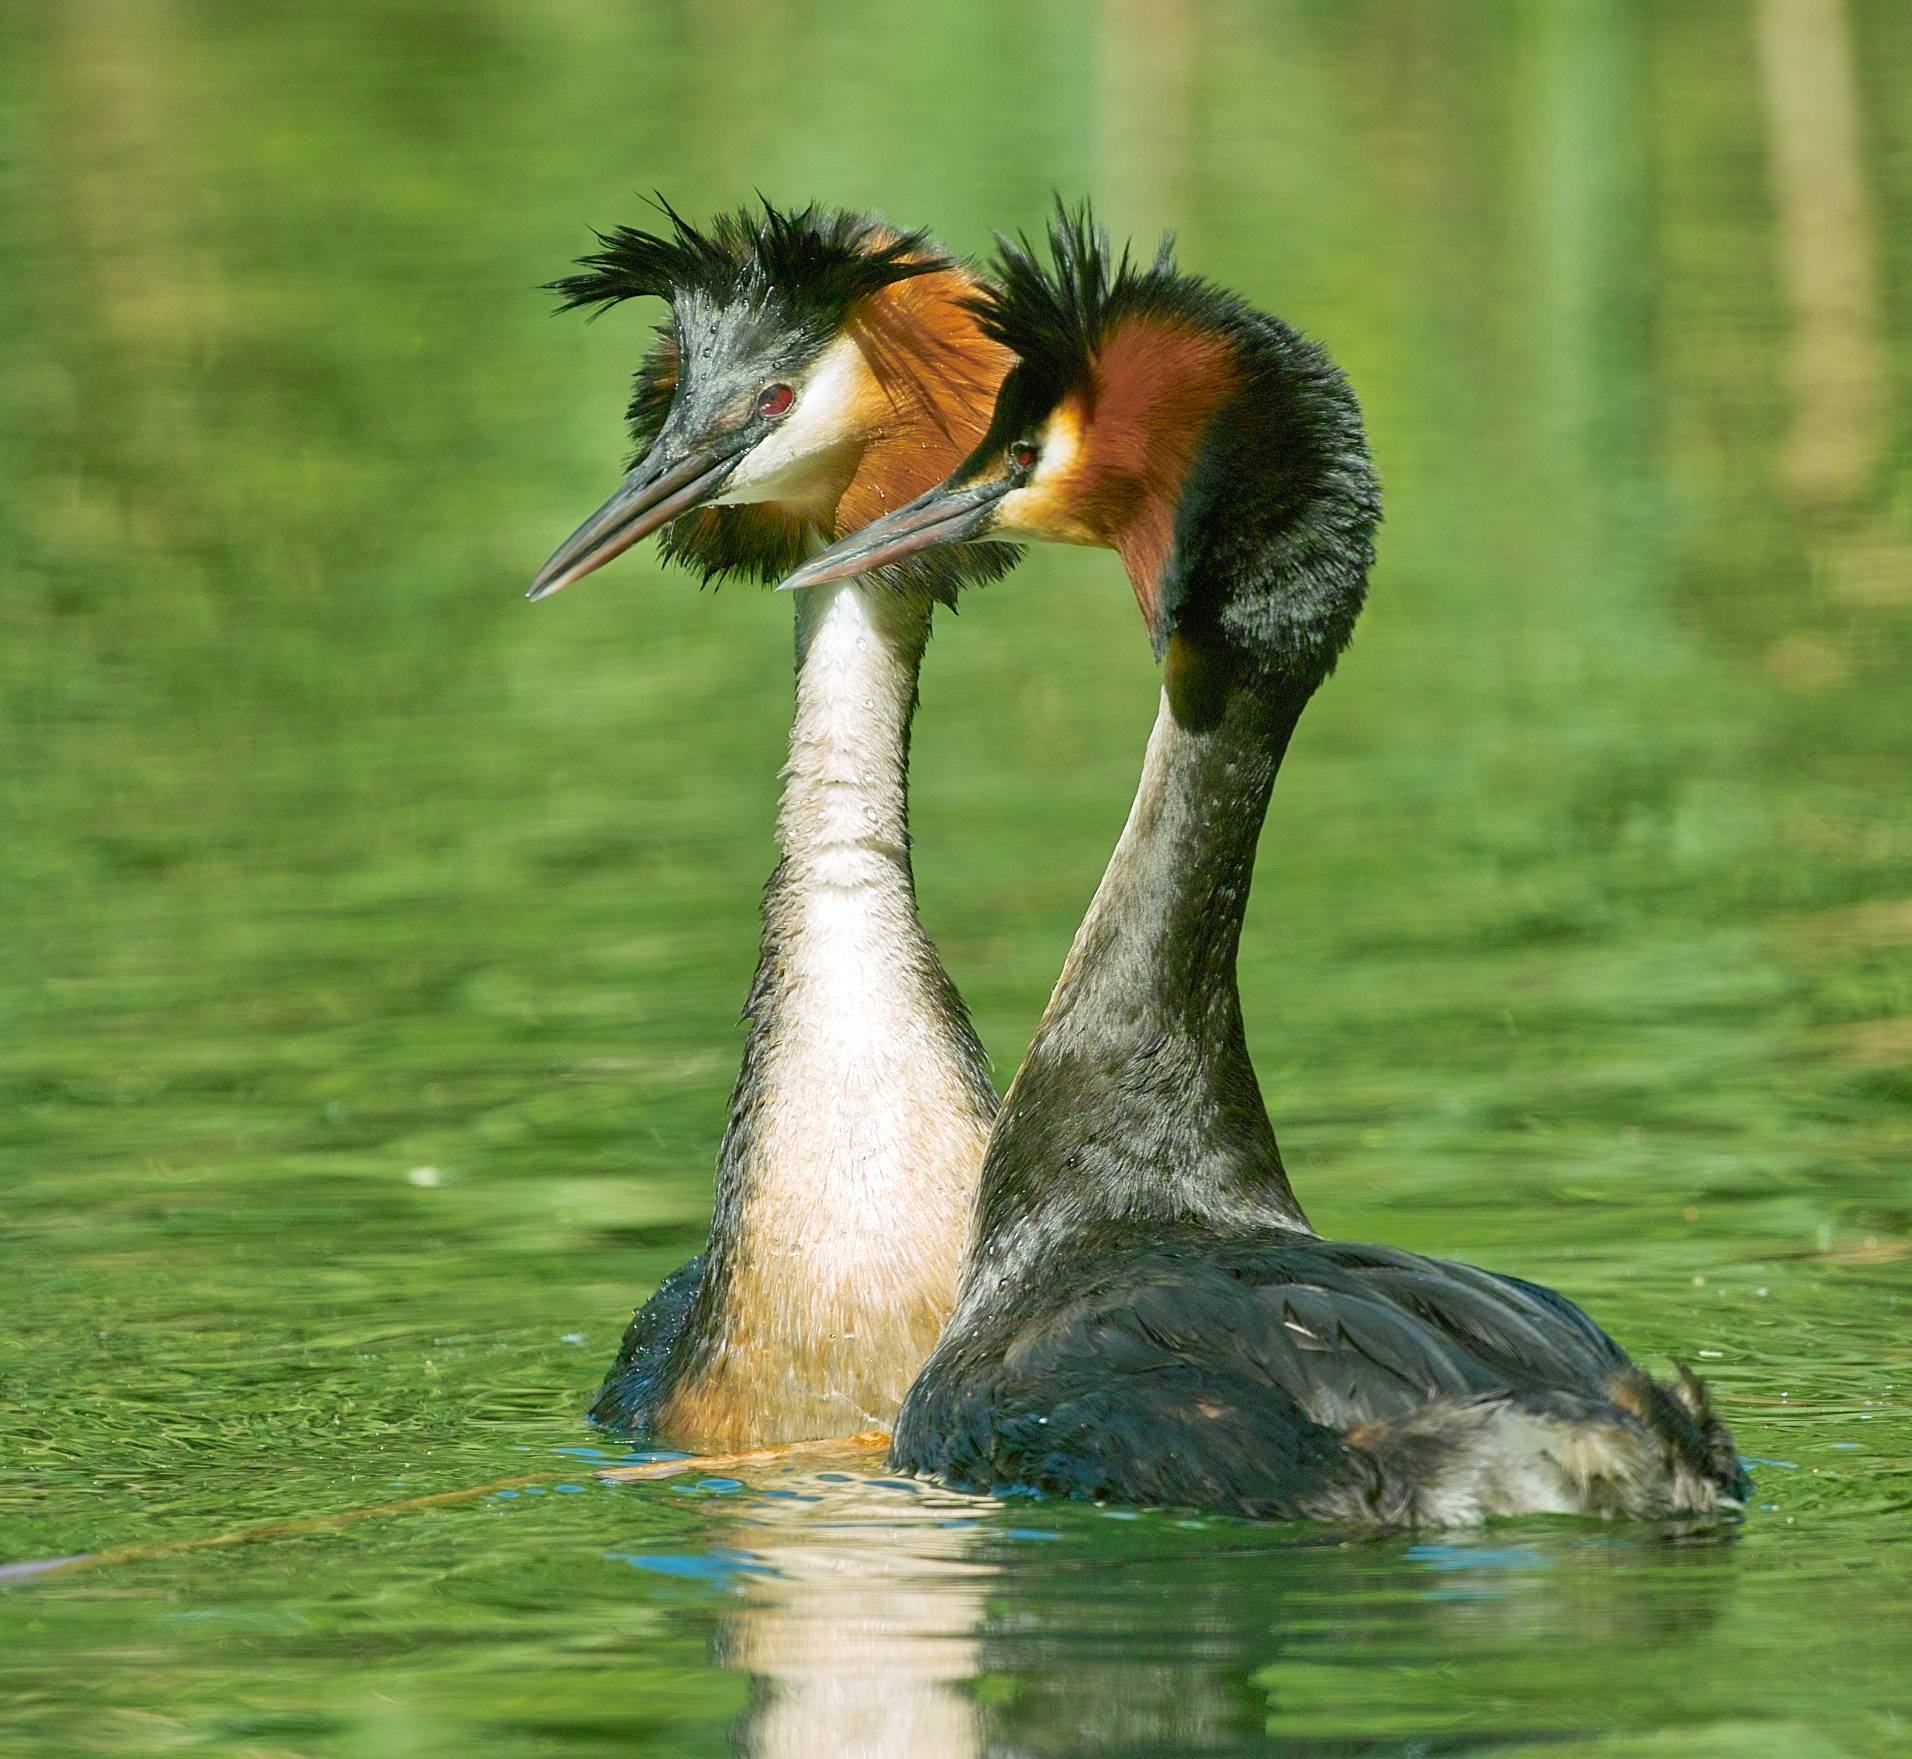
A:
[761,581,973,1175]
[666,576,994,1444]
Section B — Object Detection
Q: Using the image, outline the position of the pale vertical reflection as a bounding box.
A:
[1753,0,1888,516]
[42,0,212,599]
[719,1479,990,1759]
[1096,0,1200,235]
[51,0,197,350]
[1522,0,1661,671]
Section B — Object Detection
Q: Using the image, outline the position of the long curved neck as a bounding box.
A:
[777,578,922,871]
[963,633,1314,1293]
[665,577,995,1442]
[721,576,995,1256]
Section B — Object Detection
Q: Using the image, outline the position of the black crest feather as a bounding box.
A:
[550,196,948,326]
[965,201,1195,399]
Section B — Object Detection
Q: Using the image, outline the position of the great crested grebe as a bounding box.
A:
[784,210,1749,1524]
[530,201,1015,1449]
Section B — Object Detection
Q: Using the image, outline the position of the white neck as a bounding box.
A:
[662,580,994,1446]
[758,580,989,1235]
[780,579,921,880]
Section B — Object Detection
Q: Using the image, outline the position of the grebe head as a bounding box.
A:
[529,199,1017,603]
[783,203,1379,680]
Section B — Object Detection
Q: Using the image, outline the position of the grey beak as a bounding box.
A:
[528,440,748,602]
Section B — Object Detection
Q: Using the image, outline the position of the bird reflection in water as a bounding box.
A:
[613,1466,1736,1758]
[698,1470,991,1759]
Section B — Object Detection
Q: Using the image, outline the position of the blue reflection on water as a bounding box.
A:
[608,1548,775,1584]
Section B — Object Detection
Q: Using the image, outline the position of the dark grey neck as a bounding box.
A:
[960,635,1315,1294]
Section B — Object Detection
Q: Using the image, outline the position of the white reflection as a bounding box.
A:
[1755,0,1888,514]
[714,1474,993,1759]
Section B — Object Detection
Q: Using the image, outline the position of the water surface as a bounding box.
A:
[4,3,1910,1754]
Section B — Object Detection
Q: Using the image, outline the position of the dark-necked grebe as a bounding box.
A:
[530,202,1015,1448]
[785,209,1748,1524]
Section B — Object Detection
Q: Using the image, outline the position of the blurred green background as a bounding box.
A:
[2,2,1909,1755]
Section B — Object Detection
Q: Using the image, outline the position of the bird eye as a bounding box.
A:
[1008,440,1039,473]
[756,383,795,419]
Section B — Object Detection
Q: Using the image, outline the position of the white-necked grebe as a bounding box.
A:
[530,202,1014,1448]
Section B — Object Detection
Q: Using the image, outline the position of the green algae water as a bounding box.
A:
[4,3,1910,1753]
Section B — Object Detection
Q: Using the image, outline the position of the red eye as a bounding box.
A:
[1008,440,1038,472]
[756,383,794,419]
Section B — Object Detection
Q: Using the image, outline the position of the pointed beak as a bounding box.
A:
[528,435,751,602]
[778,475,1013,592]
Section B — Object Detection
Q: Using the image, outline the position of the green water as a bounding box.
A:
[4,2,1910,1753]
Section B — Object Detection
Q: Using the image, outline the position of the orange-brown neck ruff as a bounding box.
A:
[1076,316,1239,635]
[835,268,1014,538]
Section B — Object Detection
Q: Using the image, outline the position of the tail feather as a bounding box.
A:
[1328,1365,1749,1527]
